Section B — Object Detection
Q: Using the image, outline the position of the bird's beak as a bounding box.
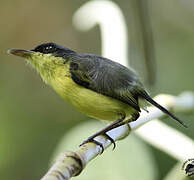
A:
[7,49,35,58]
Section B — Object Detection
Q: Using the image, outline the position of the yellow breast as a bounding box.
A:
[50,66,135,121]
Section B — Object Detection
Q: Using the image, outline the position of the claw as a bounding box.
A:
[79,119,124,154]
[103,133,116,150]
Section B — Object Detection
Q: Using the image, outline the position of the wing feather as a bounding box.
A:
[70,54,142,112]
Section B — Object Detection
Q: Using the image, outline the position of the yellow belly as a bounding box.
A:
[50,75,136,121]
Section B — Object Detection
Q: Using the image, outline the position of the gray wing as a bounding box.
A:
[70,54,143,112]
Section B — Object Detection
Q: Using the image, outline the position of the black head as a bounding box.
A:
[32,42,75,57]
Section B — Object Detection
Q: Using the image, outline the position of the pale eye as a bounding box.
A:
[33,43,57,54]
[43,45,56,53]
[46,46,53,50]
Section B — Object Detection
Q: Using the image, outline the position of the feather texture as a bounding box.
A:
[70,53,142,112]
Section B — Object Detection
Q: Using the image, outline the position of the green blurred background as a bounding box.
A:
[0,0,194,179]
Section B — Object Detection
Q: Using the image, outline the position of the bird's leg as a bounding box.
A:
[80,119,123,153]
[80,114,127,153]
[80,112,140,153]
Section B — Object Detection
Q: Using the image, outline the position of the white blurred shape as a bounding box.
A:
[73,0,128,66]
[136,120,194,161]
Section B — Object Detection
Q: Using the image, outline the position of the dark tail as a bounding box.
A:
[139,91,188,128]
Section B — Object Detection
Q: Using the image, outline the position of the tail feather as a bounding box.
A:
[139,91,188,128]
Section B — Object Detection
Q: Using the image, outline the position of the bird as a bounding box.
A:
[8,42,187,151]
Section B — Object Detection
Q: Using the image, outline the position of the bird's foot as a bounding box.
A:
[79,133,116,154]
[103,133,116,150]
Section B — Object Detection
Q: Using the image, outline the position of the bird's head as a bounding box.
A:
[8,42,75,83]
